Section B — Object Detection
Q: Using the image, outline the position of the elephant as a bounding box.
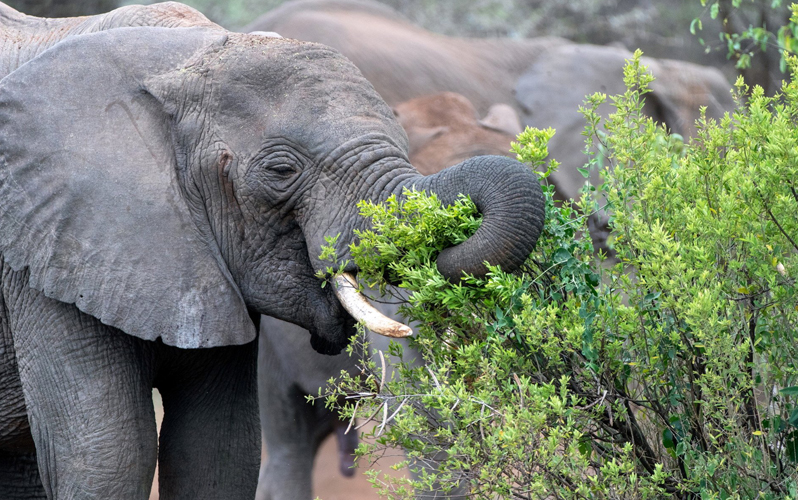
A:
[0,1,220,81]
[244,0,567,119]
[245,0,736,246]
[515,42,737,205]
[0,3,546,499]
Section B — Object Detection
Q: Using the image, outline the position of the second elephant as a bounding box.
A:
[257,305,467,500]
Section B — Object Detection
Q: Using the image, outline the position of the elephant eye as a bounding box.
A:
[244,146,308,200]
[250,148,305,180]
[265,161,300,178]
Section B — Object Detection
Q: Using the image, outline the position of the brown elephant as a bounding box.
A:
[394,92,521,175]
[245,0,735,208]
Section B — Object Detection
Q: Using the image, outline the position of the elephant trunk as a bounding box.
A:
[301,154,543,349]
[397,155,545,280]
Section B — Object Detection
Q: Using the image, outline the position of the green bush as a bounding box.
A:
[322,48,798,499]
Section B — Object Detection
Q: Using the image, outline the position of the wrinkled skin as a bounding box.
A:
[394,92,521,175]
[246,0,735,246]
[0,3,545,499]
[0,1,219,80]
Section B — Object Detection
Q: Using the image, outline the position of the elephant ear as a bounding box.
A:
[0,27,256,348]
[478,104,523,136]
[646,58,735,137]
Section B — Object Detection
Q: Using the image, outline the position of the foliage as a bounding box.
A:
[692,1,797,93]
[322,50,798,498]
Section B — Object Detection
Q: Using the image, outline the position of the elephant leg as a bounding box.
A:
[4,272,159,500]
[256,385,328,500]
[0,278,44,499]
[156,340,259,500]
[256,332,337,500]
[0,450,45,499]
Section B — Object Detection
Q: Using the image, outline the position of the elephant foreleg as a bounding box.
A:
[155,340,259,500]
[256,383,325,500]
[4,270,159,500]
[0,450,45,499]
[0,277,45,499]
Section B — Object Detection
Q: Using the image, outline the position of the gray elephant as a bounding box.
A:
[245,0,734,143]
[0,3,546,500]
[244,0,566,118]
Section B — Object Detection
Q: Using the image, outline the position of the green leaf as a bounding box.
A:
[789,408,798,428]
[690,17,701,35]
[552,248,571,264]
[662,428,675,449]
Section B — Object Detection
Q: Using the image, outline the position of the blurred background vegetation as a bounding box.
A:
[4,0,790,96]
[0,1,729,66]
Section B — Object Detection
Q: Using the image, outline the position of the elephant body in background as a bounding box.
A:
[244,0,566,118]
[0,2,545,499]
[515,42,736,204]
[257,312,398,500]
[246,0,736,237]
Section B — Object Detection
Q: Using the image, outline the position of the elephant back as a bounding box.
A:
[0,2,218,80]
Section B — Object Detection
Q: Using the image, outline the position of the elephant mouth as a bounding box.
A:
[331,272,412,338]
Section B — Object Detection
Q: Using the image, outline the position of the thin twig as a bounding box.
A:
[355,402,386,430]
[378,350,386,392]
[513,373,524,409]
[377,399,389,436]
[344,399,360,435]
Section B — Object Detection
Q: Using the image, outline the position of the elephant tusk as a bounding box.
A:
[332,273,413,338]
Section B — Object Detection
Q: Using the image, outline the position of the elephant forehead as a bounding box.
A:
[210,41,405,152]
[214,35,382,105]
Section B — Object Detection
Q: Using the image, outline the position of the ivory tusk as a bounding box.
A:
[332,272,413,338]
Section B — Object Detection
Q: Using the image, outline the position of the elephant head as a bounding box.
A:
[393,92,522,175]
[0,27,545,355]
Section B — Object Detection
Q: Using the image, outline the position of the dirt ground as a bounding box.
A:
[148,390,409,500]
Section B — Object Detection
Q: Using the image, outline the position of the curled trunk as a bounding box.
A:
[397,155,544,280]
